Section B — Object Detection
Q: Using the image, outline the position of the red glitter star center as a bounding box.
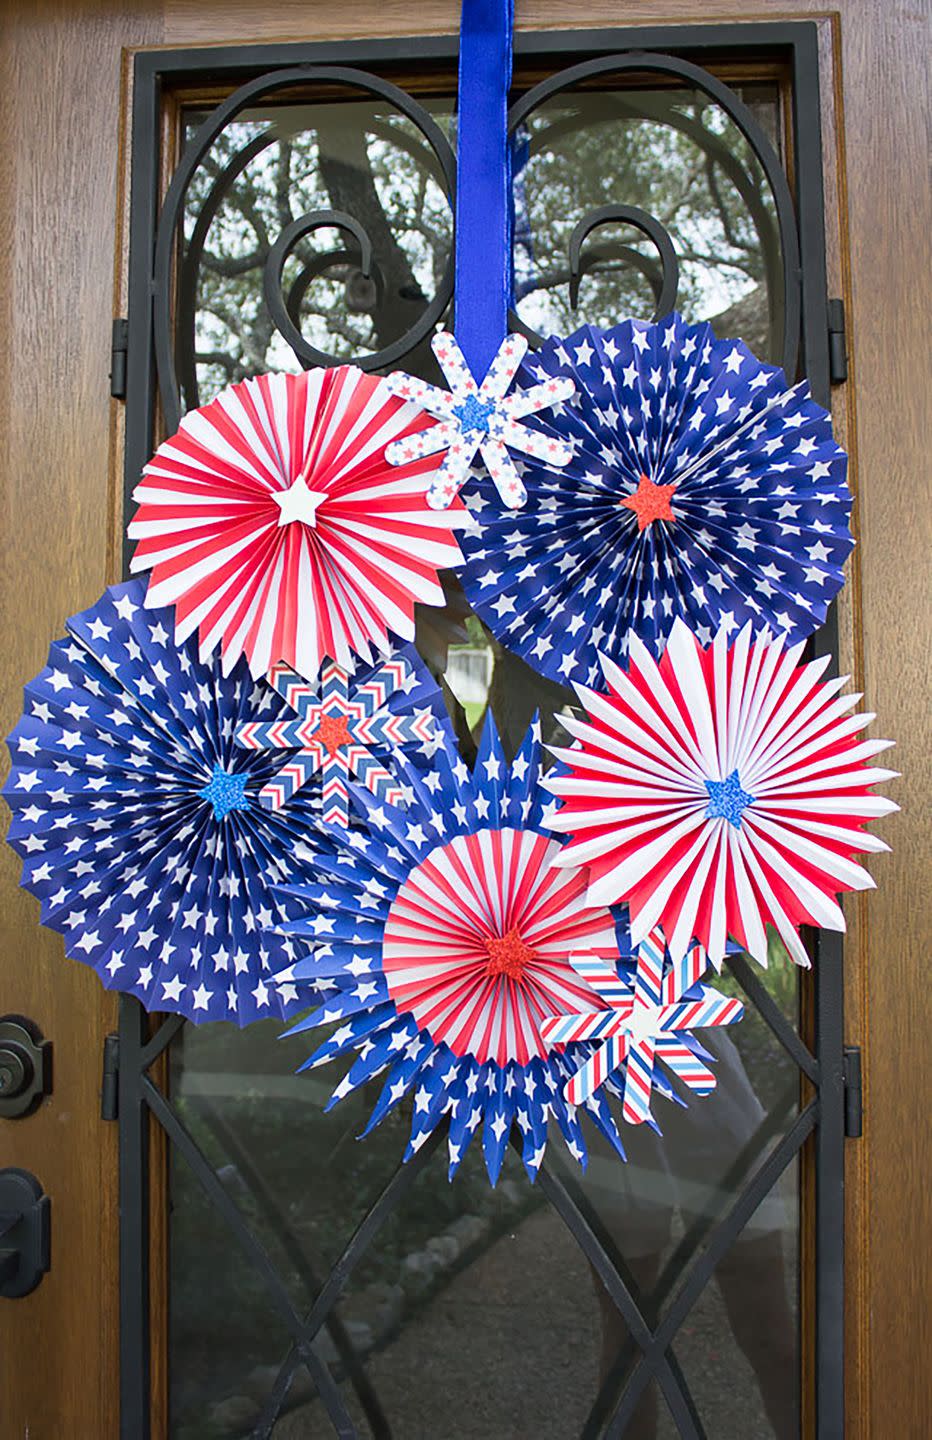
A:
[482,927,538,984]
[620,472,678,531]
[311,711,353,756]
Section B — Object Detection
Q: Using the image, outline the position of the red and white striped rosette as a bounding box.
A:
[548,619,898,970]
[128,368,469,680]
[380,827,617,1067]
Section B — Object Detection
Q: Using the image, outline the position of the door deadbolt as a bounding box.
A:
[0,1017,52,1119]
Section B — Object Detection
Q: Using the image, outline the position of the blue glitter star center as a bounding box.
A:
[705,769,755,827]
[452,394,496,435]
[198,765,251,821]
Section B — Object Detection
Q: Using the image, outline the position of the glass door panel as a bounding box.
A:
[118,31,841,1438]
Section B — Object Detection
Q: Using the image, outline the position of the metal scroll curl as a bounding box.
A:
[507,51,801,379]
[262,209,379,371]
[153,65,457,431]
[568,204,679,316]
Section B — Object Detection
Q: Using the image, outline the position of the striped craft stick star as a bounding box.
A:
[235,652,436,827]
[540,927,744,1124]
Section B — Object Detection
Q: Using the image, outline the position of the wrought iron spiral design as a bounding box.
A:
[567,204,679,316]
[152,52,799,430]
[508,52,801,378]
[153,65,456,430]
[261,209,377,371]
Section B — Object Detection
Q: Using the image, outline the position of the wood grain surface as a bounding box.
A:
[0,4,162,1436]
[1,2,928,1436]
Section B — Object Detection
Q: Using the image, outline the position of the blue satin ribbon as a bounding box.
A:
[454,0,514,377]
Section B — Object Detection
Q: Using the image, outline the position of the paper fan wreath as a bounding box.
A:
[383,330,575,510]
[457,314,854,687]
[541,928,744,1127]
[235,645,442,828]
[128,367,469,680]
[270,715,637,1183]
[546,619,898,971]
[2,580,342,1025]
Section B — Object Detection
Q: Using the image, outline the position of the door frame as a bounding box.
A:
[2,3,927,1437]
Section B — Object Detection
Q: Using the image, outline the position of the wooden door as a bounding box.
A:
[1,4,928,1438]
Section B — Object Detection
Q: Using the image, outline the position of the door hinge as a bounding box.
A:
[843,1044,862,1138]
[101,1033,119,1121]
[828,298,848,385]
[110,317,129,400]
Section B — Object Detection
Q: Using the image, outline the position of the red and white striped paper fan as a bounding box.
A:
[547,619,898,970]
[381,827,615,1067]
[128,368,468,680]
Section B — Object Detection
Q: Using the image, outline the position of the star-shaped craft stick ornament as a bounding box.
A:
[236,655,436,827]
[540,927,743,1125]
[619,472,678,531]
[383,331,577,511]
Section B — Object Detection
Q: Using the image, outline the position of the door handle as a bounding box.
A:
[0,1169,50,1298]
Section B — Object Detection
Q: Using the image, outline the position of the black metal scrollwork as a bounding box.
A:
[262,209,375,371]
[154,65,456,431]
[568,204,679,317]
[509,200,681,346]
[509,51,801,378]
[156,50,799,431]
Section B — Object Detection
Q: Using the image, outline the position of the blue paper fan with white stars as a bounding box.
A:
[2,579,343,1025]
[457,314,853,688]
[269,715,637,1184]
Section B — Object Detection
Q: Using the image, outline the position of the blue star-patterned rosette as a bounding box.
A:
[2,579,351,1025]
[457,313,854,687]
[269,715,638,1184]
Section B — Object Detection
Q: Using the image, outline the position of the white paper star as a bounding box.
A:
[271,472,329,528]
